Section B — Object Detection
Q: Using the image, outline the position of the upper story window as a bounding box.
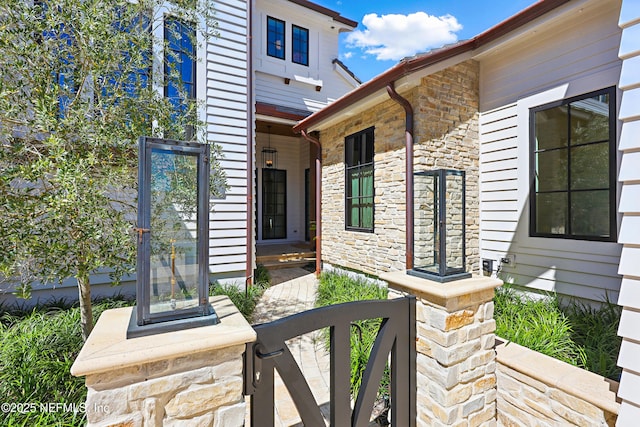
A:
[292,24,309,66]
[164,17,196,108]
[345,127,374,232]
[267,16,285,60]
[530,87,616,241]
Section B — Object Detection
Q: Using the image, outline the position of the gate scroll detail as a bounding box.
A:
[243,296,416,427]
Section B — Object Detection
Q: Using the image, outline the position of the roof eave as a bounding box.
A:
[293,0,571,133]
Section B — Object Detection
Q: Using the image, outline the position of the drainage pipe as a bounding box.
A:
[386,82,414,270]
[300,130,322,276]
[245,4,254,287]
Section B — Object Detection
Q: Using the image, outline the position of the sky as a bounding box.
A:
[312,0,539,82]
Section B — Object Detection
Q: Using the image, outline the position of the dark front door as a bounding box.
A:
[262,168,286,240]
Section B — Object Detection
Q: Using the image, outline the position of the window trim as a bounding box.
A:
[266,16,286,60]
[345,127,375,233]
[291,24,309,66]
[529,86,617,242]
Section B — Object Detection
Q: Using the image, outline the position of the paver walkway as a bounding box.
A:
[246,267,331,426]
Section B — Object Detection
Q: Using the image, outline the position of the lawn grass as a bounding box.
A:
[494,285,622,380]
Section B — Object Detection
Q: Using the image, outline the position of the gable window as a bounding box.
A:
[164,17,196,109]
[267,16,285,60]
[530,87,616,241]
[345,127,374,232]
[292,25,309,66]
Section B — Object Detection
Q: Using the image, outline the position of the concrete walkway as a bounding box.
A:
[246,267,331,426]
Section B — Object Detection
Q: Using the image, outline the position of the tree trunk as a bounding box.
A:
[77,272,94,341]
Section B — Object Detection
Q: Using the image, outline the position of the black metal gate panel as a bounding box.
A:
[244,296,416,427]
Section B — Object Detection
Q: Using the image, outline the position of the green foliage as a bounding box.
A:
[564,297,622,380]
[316,271,388,398]
[209,281,266,321]
[0,298,133,427]
[494,286,622,380]
[0,0,224,339]
[254,263,271,287]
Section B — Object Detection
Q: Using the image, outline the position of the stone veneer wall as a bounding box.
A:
[84,345,246,426]
[320,60,480,277]
[383,271,500,426]
[495,339,619,426]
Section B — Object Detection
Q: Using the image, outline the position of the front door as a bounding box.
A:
[262,168,287,240]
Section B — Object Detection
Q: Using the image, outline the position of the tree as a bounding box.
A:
[0,0,224,340]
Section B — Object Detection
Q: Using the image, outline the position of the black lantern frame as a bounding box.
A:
[128,137,218,338]
[409,169,471,282]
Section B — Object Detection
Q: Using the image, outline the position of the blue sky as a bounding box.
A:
[312,0,539,82]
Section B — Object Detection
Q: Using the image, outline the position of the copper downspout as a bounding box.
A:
[300,130,322,276]
[245,3,254,287]
[386,82,414,270]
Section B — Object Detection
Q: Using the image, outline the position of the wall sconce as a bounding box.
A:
[261,125,277,169]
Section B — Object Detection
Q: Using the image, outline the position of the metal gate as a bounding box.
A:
[243,296,416,427]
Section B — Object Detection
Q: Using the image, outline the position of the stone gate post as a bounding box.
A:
[382,271,501,427]
[71,295,256,427]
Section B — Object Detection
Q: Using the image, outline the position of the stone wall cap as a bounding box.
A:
[71,295,256,377]
[496,338,620,415]
[381,271,501,308]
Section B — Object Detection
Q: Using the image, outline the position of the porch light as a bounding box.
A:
[409,169,471,282]
[262,125,277,168]
[128,137,218,338]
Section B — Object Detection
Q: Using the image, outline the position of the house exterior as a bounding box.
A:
[0,0,358,304]
[293,0,640,422]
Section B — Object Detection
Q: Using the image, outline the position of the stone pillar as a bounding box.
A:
[71,295,256,427]
[381,271,501,427]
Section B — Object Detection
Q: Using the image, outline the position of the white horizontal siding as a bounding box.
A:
[478,1,624,303]
[615,1,640,420]
[204,0,249,282]
[480,0,622,111]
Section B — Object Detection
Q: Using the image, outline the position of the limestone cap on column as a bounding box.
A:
[381,271,502,311]
[71,295,256,378]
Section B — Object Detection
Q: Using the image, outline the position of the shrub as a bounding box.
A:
[316,271,388,398]
[209,281,266,321]
[0,297,133,427]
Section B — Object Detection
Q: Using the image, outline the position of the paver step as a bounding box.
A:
[260,258,315,270]
[256,251,316,264]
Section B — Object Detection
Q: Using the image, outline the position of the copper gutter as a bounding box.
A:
[245,3,254,287]
[386,82,414,269]
[300,130,322,276]
[293,0,570,134]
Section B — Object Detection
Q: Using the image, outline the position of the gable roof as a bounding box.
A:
[293,0,571,133]
[288,0,358,29]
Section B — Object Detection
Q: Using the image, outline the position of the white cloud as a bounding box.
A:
[345,12,462,61]
[343,51,353,59]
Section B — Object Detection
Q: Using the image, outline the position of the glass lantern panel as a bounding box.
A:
[149,148,200,314]
[414,172,439,274]
[445,172,465,272]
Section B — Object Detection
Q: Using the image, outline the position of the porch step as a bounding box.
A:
[257,251,316,264]
[260,258,315,270]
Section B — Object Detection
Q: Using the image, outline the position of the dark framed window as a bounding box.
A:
[530,87,616,241]
[345,127,374,232]
[292,24,309,66]
[267,16,285,60]
[164,17,196,107]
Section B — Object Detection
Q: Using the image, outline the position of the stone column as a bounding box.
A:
[71,295,256,427]
[381,271,501,427]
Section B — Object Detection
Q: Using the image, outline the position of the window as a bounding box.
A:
[345,127,374,232]
[164,18,196,110]
[267,16,285,60]
[292,25,308,66]
[530,87,616,241]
